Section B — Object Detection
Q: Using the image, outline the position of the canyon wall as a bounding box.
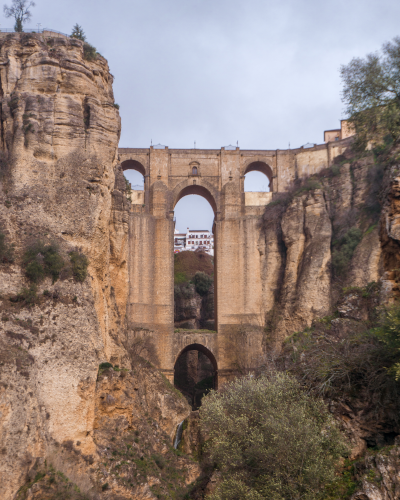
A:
[0,34,192,500]
[259,154,385,344]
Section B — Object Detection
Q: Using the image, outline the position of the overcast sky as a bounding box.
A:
[19,0,400,231]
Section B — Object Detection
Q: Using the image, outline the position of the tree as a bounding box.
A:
[3,0,35,32]
[200,372,347,500]
[71,23,86,42]
[194,271,213,296]
[341,37,400,150]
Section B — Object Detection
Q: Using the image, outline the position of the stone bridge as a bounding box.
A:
[118,139,350,383]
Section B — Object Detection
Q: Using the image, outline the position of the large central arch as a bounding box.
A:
[173,184,217,215]
[171,179,219,215]
[173,182,218,335]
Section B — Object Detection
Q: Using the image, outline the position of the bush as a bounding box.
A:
[373,304,400,379]
[332,227,363,277]
[99,362,113,370]
[69,251,89,282]
[194,271,213,296]
[124,175,131,196]
[23,241,64,284]
[174,250,214,285]
[11,285,38,306]
[83,43,97,61]
[0,232,14,263]
[200,372,347,500]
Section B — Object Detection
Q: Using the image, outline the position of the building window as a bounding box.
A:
[192,166,198,175]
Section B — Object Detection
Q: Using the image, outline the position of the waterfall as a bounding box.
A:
[173,420,185,449]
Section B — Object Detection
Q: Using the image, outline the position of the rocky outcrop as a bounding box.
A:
[350,442,400,500]
[260,157,385,341]
[174,283,214,330]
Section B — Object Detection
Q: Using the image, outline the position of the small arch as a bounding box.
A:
[244,161,273,192]
[174,343,218,409]
[122,159,146,191]
[174,184,217,215]
[192,166,198,175]
[121,159,146,177]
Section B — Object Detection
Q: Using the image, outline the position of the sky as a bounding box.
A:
[16,0,400,231]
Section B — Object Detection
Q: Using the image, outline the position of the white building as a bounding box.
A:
[174,228,214,256]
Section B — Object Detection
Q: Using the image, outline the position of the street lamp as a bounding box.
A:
[36,23,41,32]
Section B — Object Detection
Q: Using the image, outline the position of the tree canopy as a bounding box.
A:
[200,372,347,500]
[3,0,35,32]
[341,37,400,150]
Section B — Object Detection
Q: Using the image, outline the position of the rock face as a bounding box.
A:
[174,283,214,330]
[349,441,400,500]
[260,157,384,341]
[0,34,192,500]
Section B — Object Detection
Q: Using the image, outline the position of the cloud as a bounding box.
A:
[23,0,400,227]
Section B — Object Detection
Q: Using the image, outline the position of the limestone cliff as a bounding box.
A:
[0,33,192,500]
[259,153,384,341]
[174,283,214,330]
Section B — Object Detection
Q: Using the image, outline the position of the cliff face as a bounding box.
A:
[0,34,192,500]
[259,155,384,341]
[174,283,214,330]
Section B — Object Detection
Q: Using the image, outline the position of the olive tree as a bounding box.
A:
[341,37,400,150]
[3,0,35,32]
[200,372,347,500]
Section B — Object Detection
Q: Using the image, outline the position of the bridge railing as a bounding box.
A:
[0,28,70,38]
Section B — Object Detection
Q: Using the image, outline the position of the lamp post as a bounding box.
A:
[36,23,41,33]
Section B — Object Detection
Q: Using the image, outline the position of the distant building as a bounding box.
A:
[324,119,354,143]
[174,228,214,256]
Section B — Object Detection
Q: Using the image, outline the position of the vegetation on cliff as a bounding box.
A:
[174,250,215,329]
[174,250,214,285]
[200,373,346,500]
[0,231,14,263]
[3,0,35,33]
[341,36,400,151]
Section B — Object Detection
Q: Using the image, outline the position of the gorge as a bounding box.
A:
[1,31,400,500]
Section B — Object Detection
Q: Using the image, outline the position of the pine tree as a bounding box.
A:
[71,24,86,42]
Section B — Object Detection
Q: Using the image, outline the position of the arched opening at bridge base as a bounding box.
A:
[174,344,217,410]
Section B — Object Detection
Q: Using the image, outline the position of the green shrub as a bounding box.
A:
[23,241,64,283]
[332,227,363,276]
[99,362,113,370]
[124,175,131,196]
[174,250,214,285]
[200,372,347,500]
[373,304,400,379]
[11,285,38,305]
[194,271,213,296]
[83,43,97,61]
[0,232,14,263]
[174,272,188,285]
[113,103,120,110]
[152,453,166,470]
[69,251,89,282]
